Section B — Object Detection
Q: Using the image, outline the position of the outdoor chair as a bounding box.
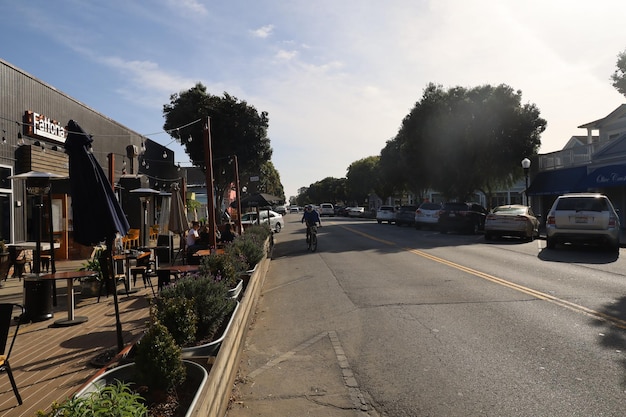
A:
[123,229,140,250]
[0,303,24,405]
[130,251,156,297]
[7,247,31,280]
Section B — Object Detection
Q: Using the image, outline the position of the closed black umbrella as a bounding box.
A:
[65,120,129,352]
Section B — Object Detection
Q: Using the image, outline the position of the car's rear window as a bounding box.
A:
[419,203,441,210]
[493,207,526,215]
[443,203,468,211]
[400,206,418,212]
[556,197,608,212]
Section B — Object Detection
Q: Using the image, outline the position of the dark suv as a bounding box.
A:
[438,202,488,234]
[395,205,418,227]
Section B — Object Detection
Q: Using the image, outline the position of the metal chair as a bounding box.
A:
[0,303,24,405]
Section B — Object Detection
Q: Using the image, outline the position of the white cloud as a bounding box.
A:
[251,24,274,39]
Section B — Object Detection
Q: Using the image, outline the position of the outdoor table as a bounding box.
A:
[114,251,150,295]
[40,270,96,326]
[159,264,200,275]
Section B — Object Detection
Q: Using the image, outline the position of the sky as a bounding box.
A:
[2,0,626,200]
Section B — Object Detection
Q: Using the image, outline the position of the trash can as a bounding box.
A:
[156,234,173,263]
[23,275,54,322]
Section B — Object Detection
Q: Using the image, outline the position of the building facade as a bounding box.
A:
[1,59,180,259]
[527,104,626,224]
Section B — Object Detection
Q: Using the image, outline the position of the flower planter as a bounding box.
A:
[77,360,207,417]
[80,277,101,298]
[227,278,243,299]
[182,301,240,358]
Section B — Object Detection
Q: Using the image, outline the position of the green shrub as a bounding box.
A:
[134,321,185,391]
[152,297,197,347]
[198,251,242,287]
[226,232,265,270]
[158,276,236,340]
[37,381,147,417]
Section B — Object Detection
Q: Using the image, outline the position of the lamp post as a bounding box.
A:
[521,158,531,206]
[130,188,159,248]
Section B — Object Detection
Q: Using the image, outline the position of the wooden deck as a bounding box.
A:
[0,260,154,416]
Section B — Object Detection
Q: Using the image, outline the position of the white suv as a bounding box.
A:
[319,203,334,216]
[546,193,620,251]
[376,205,396,224]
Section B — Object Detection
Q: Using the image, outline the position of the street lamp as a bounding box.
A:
[521,158,531,206]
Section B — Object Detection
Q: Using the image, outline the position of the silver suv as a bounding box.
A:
[546,193,620,251]
[376,205,396,224]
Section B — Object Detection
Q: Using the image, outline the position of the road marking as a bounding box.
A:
[342,225,626,330]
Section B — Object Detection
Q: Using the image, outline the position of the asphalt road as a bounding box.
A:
[228,215,626,417]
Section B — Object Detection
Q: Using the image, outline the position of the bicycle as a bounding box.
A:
[306,225,319,252]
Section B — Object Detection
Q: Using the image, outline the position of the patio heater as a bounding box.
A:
[9,171,65,274]
[130,187,159,247]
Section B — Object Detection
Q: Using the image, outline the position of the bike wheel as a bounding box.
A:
[310,233,317,252]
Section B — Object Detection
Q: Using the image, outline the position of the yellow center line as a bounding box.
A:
[342,225,626,330]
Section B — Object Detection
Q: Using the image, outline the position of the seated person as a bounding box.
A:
[186,221,209,263]
[219,223,237,243]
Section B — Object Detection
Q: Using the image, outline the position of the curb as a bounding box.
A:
[191,250,271,416]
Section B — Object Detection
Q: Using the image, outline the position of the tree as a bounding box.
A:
[346,156,379,205]
[393,83,545,201]
[611,49,626,98]
[296,177,346,205]
[162,83,275,217]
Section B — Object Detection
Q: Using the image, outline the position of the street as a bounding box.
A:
[230,214,626,417]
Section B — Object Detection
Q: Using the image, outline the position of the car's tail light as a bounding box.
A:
[547,215,555,225]
[514,216,527,222]
[609,216,617,227]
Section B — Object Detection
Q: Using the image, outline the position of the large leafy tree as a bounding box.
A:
[611,48,626,98]
[346,156,379,205]
[163,83,275,213]
[296,177,346,205]
[394,83,545,201]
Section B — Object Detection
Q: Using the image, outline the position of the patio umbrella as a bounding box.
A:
[64,120,129,352]
[169,183,188,262]
[230,192,282,210]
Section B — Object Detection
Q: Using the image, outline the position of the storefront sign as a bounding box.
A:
[24,111,66,143]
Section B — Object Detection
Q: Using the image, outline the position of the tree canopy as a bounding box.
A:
[162,83,280,211]
[389,83,545,201]
[611,48,626,98]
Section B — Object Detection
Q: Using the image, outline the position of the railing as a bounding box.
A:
[539,142,608,171]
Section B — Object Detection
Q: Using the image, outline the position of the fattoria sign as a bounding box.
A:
[24,111,66,143]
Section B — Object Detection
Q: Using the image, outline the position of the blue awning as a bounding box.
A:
[581,164,626,189]
[526,166,588,196]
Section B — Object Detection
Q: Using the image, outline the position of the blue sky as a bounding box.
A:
[2,1,626,199]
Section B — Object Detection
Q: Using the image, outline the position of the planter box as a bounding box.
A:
[227,279,243,299]
[77,360,207,417]
[182,301,240,359]
[80,278,101,298]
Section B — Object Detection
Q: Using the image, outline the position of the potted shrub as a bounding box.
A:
[39,319,208,417]
[199,251,244,299]
[154,275,237,358]
[78,256,103,298]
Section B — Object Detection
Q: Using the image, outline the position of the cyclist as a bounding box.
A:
[301,204,322,243]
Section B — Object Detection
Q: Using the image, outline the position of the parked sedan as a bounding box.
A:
[376,205,396,224]
[240,210,284,233]
[484,204,540,241]
[346,206,365,217]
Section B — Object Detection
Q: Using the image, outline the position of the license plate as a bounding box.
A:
[575,216,588,223]
[449,213,455,217]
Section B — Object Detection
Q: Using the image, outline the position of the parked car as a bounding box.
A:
[395,205,418,227]
[319,203,335,216]
[545,193,620,251]
[376,205,396,224]
[273,205,287,215]
[415,202,442,229]
[438,202,488,234]
[484,204,540,241]
[289,206,300,213]
[240,210,284,233]
[346,206,365,217]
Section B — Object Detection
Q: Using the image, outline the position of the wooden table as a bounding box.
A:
[159,264,200,275]
[40,270,97,326]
